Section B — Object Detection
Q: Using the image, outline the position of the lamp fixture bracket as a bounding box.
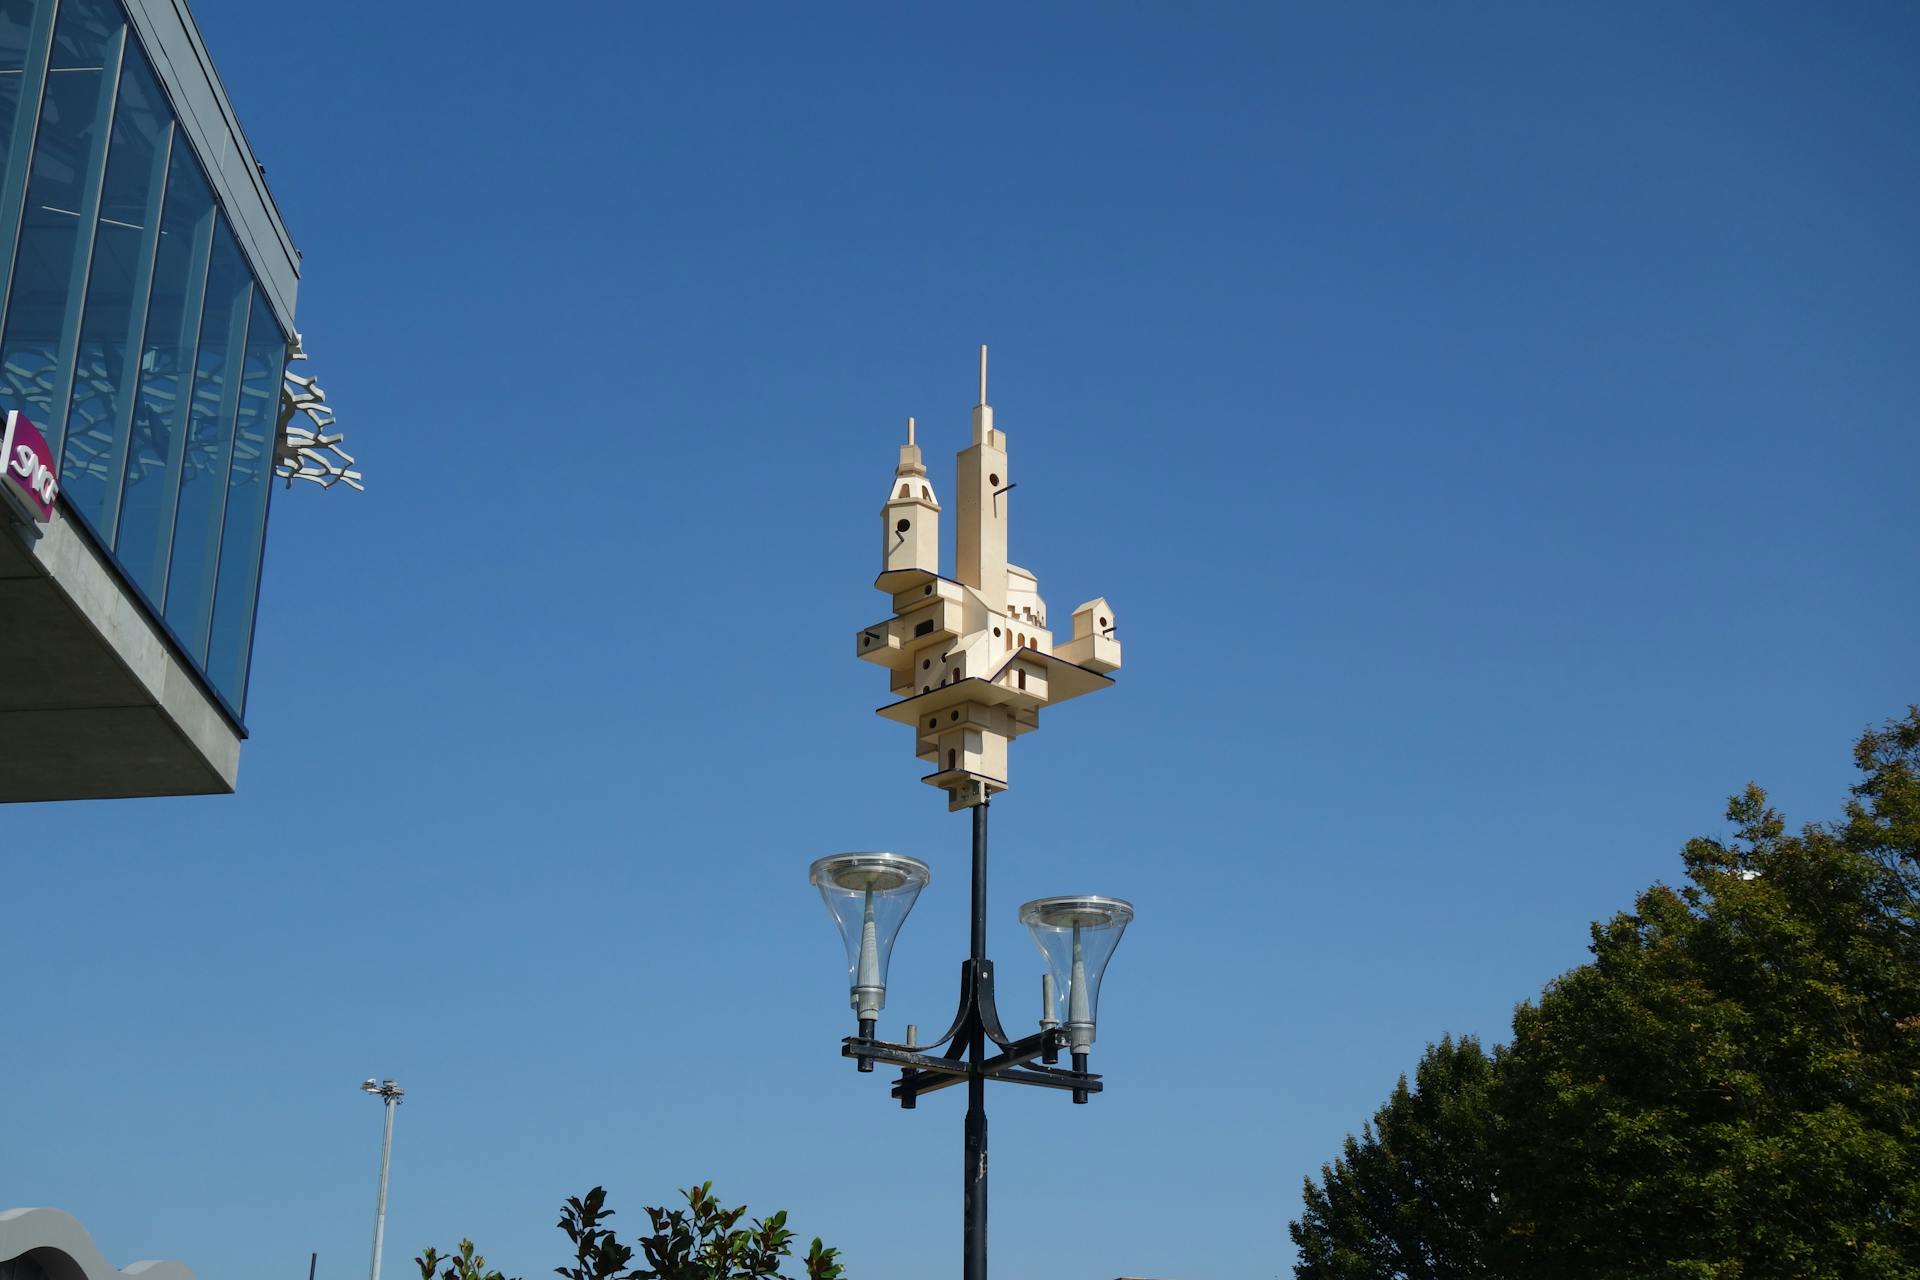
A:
[841,957,1103,1107]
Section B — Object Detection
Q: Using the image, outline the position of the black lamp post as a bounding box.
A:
[811,802,1132,1280]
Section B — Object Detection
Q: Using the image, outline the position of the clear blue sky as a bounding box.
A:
[7,4,1918,1278]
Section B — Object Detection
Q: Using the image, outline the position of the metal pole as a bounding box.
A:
[969,800,988,963]
[368,1094,396,1280]
[963,800,988,1280]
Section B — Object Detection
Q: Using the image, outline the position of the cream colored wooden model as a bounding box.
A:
[855,348,1122,811]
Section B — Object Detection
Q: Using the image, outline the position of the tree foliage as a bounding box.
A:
[418,1242,512,1280]
[1292,709,1920,1279]
[419,1183,842,1280]
[1290,1035,1496,1280]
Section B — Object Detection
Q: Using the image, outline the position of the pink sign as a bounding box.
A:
[0,409,58,523]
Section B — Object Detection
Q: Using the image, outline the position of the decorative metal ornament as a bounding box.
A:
[275,333,362,491]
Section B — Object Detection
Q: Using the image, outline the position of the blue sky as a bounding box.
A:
[6,4,1918,1278]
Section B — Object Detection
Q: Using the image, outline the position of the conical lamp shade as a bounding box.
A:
[810,852,930,1022]
[1019,895,1133,1054]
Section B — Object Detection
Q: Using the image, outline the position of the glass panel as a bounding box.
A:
[114,137,213,602]
[59,42,168,531]
[162,217,249,661]
[0,0,120,448]
[0,0,37,176]
[206,288,283,711]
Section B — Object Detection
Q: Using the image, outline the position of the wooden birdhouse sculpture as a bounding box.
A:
[854,348,1123,811]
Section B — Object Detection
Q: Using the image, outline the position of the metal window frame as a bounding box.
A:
[42,18,125,463]
[84,108,171,534]
[0,0,58,338]
[114,0,295,334]
[112,148,213,597]
[161,260,250,660]
[204,295,282,715]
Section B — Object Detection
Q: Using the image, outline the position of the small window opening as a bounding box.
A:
[1017,669,1027,690]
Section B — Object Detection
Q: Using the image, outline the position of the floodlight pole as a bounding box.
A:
[362,1081,403,1280]
[369,1098,394,1280]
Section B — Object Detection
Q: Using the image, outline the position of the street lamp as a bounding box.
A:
[359,1077,404,1280]
[812,806,1132,1280]
[825,350,1133,1279]
[810,852,930,1052]
[1020,896,1133,1102]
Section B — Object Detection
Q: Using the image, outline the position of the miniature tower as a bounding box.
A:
[955,348,1009,613]
[853,347,1123,811]
[883,417,940,577]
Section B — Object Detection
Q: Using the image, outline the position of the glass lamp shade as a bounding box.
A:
[809,852,930,1022]
[1019,895,1133,1054]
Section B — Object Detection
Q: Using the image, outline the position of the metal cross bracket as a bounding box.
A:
[842,957,1103,1107]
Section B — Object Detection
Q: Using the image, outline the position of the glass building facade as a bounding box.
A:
[0,0,289,721]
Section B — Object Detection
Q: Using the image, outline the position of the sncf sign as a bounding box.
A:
[0,409,58,523]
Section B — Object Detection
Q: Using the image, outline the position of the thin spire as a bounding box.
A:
[895,413,927,477]
[978,345,989,405]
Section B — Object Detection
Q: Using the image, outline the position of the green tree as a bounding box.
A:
[1843,709,1920,907]
[419,1183,842,1280]
[562,1182,841,1280]
[418,1242,513,1280]
[1289,1035,1497,1280]
[1292,708,1920,1280]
